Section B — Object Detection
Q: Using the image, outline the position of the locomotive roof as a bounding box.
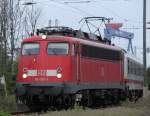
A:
[22,35,122,52]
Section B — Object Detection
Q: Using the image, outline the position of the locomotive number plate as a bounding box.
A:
[35,77,48,81]
[37,70,47,76]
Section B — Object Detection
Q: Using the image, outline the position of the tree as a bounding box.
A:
[23,3,41,36]
[8,0,26,74]
[0,0,9,75]
[1,0,41,75]
[0,0,41,94]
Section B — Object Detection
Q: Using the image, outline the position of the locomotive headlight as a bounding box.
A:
[41,35,47,39]
[23,73,28,78]
[57,73,62,78]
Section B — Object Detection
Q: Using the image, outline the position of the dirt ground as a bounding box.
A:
[39,101,150,116]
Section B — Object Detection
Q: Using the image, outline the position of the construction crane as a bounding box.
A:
[79,17,134,54]
[104,23,134,54]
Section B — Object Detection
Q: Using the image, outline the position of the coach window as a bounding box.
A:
[47,42,69,55]
[137,64,139,75]
[135,64,137,75]
[140,67,144,76]
[133,62,135,74]
[129,60,132,74]
[133,63,136,74]
[138,66,141,76]
[128,60,130,74]
[130,62,133,74]
[136,64,140,75]
[22,43,39,55]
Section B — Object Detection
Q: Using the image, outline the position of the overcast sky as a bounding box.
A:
[25,0,150,66]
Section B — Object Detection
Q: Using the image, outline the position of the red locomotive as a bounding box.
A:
[16,26,144,111]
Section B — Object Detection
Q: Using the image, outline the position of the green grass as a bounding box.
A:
[0,95,16,112]
[42,108,144,116]
[44,108,146,116]
[0,111,10,116]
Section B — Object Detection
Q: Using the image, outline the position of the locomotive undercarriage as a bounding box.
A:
[77,89,126,108]
[15,84,75,111]
[16,85,143,111]
[75,89,143,108]
[16,94,75,111]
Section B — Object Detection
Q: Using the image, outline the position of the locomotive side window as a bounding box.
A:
[22,43,39,55]
[47,43,69,55]
[81,44,121,61]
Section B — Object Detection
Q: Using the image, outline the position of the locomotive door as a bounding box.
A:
[72,42,80,83]
[76,43,81,83]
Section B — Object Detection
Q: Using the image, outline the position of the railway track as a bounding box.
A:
[10,94,147,116]
[10,103,32,115]
[10,103,49,115]
[10,111,32,115]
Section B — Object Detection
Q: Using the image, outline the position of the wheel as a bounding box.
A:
[54,97,63,110]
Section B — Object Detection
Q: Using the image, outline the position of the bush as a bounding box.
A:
[0,61,18,95]
[0,111,10,116]
[148,84,150,90]
[146,67,150,85]
[0,95,16,112]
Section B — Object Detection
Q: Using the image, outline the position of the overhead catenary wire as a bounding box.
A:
[89,0,142,25]
[49,0,95,17]
[35,0,142,24]
[32,0,88,17]
[58,0,143,27]
[64,1,91,4]
[48,0,93,16]
[32,0,94,17]
[50,0,135,30]
[62,0,143,25]
[27,0,143,30]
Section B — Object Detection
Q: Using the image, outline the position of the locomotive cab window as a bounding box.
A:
[47,42,69,55]
[22,43,39,55]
